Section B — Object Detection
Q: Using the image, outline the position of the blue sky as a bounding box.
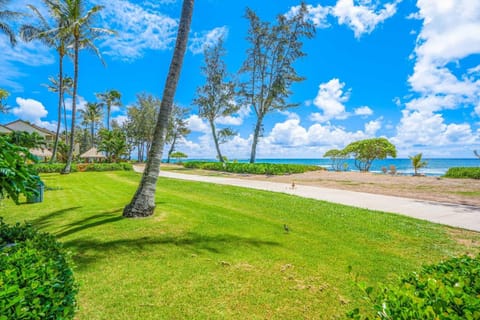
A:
[1,0,480,159]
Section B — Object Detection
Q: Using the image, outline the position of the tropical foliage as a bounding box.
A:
[323,148,349,171]
[445,167,480,179]
[183,161,322,175]
[0,218,78,319]
[0,88,9,112]
[0,135,39,204]
[409,153,427,176]
[0,0,21,46]
[348,255,480,319]
[343,138,397,172]
[97,127,128,163]
[166,104,191,163]
[96,89,122,130]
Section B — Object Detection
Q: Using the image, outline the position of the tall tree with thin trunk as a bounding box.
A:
[96,89,122,131]
[240,4,315,163]
[166,104,191,163]
[43,75,73,144]
[194,38,238,163]
[21,1,73,163]
[123,0,195,218]
[60,0,113,174]
[0,0,21,46]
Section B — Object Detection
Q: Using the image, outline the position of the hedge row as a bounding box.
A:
[348,254,480,319]
[34,162,132,173]
[0,218,78,319]
[444,167,480,179]
[183,161,322,175]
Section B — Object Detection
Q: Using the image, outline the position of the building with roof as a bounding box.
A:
[3,120,56,144]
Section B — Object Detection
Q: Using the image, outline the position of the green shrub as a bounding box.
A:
[0,218,78,319]
[183,161,321,175]
[348,255,480,319]
[444,167,480,179]
[82,162,133,172]
[34,163,78,173]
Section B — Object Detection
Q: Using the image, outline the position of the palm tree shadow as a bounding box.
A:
[26,206,83,229]
[65,233,281,270]
[54,209,124,238]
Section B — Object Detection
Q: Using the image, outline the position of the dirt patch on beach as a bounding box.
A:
[239,170,480,207]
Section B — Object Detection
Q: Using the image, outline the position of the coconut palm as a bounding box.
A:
[60,0,113,174]
[21,1,74,163]
[79,102,103,148]
[0,0,21,46]
[96,90,122,131]
[43,75,73,143]
[123,0,195,218]
[410,153,428,176]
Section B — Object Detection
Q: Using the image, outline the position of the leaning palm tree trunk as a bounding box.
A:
[50,54,64,163]
[123,0,194,217]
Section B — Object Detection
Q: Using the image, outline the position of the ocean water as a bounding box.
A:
[183,158,480,176]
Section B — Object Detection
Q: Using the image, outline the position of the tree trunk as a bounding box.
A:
[209,119,223,162]
[123,0,195,218]
[50,54,64,163]
[107,104,111,131]
[62,38,79,174]
[167,135,177,163]
[249,114,263,163]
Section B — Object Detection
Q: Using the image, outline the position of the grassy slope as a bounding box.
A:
[1,171,478,319]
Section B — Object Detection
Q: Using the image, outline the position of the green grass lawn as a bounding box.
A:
[1,171,479,319]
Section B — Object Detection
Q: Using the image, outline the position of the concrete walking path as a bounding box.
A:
[138,166,480,232]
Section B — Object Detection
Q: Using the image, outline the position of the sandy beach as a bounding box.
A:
[158,164,480,207]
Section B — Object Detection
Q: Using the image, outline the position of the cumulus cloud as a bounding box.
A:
[189,26,229,55]
[10,97,56,131]
[311,78,350,122]
[394,0,480,150]
[186,114,208,132]
[286,0,400,38]
[354,106,373,116]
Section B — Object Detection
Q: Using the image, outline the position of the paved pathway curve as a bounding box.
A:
[137,166,480,232]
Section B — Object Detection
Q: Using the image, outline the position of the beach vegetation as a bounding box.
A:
[240,4,315,163]
[0,218,78,319]
[170,151,188,162]
[166,105,191,163]
[348,254,480,319]
[79,102,103,148]
[97,127,128,163]
[445,167,480,180]
[1,171,478,318]
[410,153,428,176]
[184,161,323,175]
[343,138,397,172]
[0,88,9,112]
[324,148,349,171]
[194,37,237,163]
[123,0,195,218]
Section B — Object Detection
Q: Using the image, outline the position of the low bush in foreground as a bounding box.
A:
[183,161,322,175]
[34,163,78,173]
[444,167,480,179]
[348,254,480,319]
[0,218,78,319]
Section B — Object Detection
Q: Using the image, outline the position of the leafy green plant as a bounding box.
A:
[445,168,480,179]
[34,163,78,173]
[0,135,40,204]
[81,162,133,172]
[347,255,480,319]
[0,218,78,319]
[410,153,428,176]
[343,138,397,172]
[183,161,322,175]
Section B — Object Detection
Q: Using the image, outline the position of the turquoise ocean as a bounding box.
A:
[184,158,480,176]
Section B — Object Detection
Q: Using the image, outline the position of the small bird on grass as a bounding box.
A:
[291,181,296,189]
[284,224,290,233]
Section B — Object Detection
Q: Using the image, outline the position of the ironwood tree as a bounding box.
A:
[240,3,315,163]
[166,104,191,163]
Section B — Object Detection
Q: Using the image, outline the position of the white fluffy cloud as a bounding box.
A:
[189,26,229,55]
[354,106,373,116]
[186,114,208,132]
[10,97,56,131]
[311,78,350,122]
[97,0,178,61]
[286,0,400,38]
[394,0,480,150]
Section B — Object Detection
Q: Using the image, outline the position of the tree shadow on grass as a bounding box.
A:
[26,206,83,229]
[54,209,124,239]
[64,233,281,270]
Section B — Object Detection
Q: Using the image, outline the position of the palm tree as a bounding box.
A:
[79,102,103,148]
[21,1,74,163]
[0,0,21,46]
[123,0,195,218]
[43,75,73,144]
[410,153,428,176]
[60,0,113,174]
[474,150,480,159]
[96,90,122,131]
